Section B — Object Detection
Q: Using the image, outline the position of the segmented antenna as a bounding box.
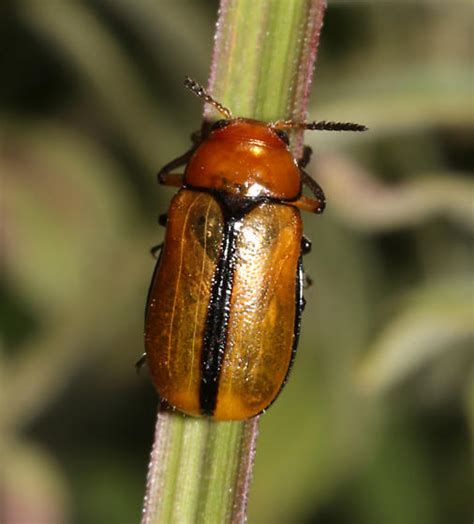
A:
[274,119,368,132]
[184,77,233,119]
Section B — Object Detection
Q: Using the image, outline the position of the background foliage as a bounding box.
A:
[1,1,472,523]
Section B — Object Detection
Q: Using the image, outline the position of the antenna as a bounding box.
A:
[274,119,368,132]
[184,77,233,120]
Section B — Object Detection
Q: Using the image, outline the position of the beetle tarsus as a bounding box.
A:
[150,243,163,259]
[135,353,147,374]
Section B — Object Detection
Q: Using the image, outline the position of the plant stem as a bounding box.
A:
[142,1,326,522]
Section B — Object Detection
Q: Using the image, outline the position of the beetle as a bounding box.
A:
[144,78,366,421]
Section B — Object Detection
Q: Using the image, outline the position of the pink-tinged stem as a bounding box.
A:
[142,1,327,522]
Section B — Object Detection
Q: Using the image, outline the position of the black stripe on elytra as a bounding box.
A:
[199,192,260,416]
[199,219,238,415]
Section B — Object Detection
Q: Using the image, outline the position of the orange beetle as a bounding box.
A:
[144,78,366,420]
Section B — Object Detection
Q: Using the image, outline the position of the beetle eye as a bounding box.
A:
[274,129,290,145]
[211,119,230,131]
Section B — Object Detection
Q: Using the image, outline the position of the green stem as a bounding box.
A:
[142,1,326,522]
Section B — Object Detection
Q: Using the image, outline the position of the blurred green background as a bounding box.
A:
[1,1,472,523]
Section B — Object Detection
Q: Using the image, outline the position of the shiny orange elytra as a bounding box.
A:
[144,78,366,421]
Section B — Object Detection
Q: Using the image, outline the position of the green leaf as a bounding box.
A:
[358,279,474,395]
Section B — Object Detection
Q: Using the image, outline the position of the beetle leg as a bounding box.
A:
[291,194,324,214]
[300,237,313,288]
[135,353,147,374]
[191,129,202,144]
[157,144,198,186]
[159,173,184,186]
[150,243,163,259]
[301,235,312,255]
[291,169,326,214]
[298,146,313,169]
[301,170,326,208]
[158,213,167,227]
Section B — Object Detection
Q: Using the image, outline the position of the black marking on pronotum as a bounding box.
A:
[274,128,290,145]
[211,119,231,131]
[199,192,260,416]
